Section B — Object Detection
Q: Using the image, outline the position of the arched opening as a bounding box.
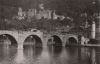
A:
[23,35,42,48]
[0,34,18,47]
[68,37,77,45]
[47,35,62,47]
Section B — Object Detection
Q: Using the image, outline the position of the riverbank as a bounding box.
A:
[66,44,100,47]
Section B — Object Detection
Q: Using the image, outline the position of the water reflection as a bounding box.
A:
[48,46,63,57]
[24,45,43,58]
[0,40,100,64]
[65,47,79,64]
[65,47,98,64]
[77,47,91,64]
[14,49,26,64]
[0,44,17,64]
[66,47,78,55]
[87,47,97,64]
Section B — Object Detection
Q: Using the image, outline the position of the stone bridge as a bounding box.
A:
[0,30,89,49]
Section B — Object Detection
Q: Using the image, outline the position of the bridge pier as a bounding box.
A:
[18,43,23,49]
[17,35,24,49]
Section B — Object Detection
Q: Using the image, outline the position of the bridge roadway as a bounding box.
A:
[0,30,89,49]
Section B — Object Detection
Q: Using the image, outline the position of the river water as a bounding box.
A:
[0,42,100,64]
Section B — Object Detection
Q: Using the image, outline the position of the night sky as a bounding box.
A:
[0,0,95,17]
[0,0,98,30]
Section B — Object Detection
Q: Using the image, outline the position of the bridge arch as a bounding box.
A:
[47,35,62,46]
[23,34,42,48]
[68,37,78,44]
[65,35,78,46]
[0,34,18,47]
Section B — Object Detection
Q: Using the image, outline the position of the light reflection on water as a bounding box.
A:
[0,44,100,64]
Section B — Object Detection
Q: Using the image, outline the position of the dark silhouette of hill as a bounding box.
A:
[0,0,96,31]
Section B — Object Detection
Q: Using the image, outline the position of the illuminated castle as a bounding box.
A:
[16,3,66,21]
